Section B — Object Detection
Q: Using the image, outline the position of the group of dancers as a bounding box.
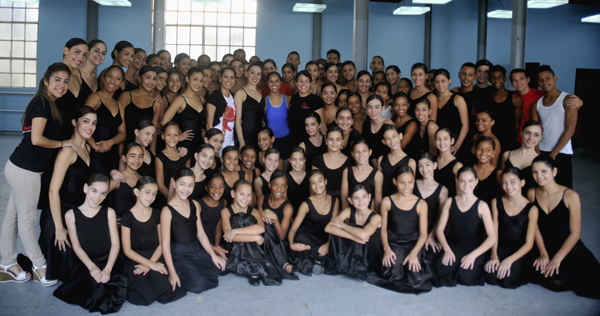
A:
[0,38,598,314]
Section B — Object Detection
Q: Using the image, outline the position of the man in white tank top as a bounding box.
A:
[531,65,578,188]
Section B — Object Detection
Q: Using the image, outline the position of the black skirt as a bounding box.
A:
[171,241,220,294]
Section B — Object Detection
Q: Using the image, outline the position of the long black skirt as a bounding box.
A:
[39,207,77,281]
[367,238,433,293]
[124,249,186,306]
[434,242,486,287]
[485,246,533,289]
[288,230,328,276]
[171,241,220,294]
[325,228,383,280]
[53,254,127,314]
[262,223,299,280]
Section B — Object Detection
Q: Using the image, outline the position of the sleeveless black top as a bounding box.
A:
[190,176,209,201]
[263,195,290,223]
[304,136,327,171]
[408,91,432,117]
[91,100,123,174]
[380,154,411,197]
[199,198,225,245]
[387,197,421,243]
[447,198,484,248]
[124,92,155,145]
[286,172,309,215]
[138,149,155,178]
[156,151,189,188]
[341,129,361,157]
[434,158,459,197]
[258,174,270,197]
[361,121,391,160]
[487,91,518,151]
[312,155,353,198]
[496,198,533,251]
[175,95,206,152]
[504,152,536,197]
[533,189,576,256]
[437,94,462,141]
[414,183,443,233]
[397,118,420,160]
[297,197,335,245]
[413,120,434,155]
[474,169,501,206]
[167,199,198,244]
[60,147,93,210]
[111,182,136,218]
[74,206,111,258]
[124,79,138,92]
[240,88,265,144]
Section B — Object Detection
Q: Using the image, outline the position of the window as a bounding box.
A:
[0,0,38,88]
[164,0,256,62]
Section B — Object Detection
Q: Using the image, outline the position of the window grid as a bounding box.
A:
[0,1,38,88]
[164,0,256,62]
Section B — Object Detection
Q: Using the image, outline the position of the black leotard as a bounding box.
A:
[312,155,353,198]
[380,154,411,197]
[91,100,123,175]
[198,198,225,245]
[124,92,155,145]
[434,158,459,197]
[175,95,206,153]
[414,183,443,233]
[304,136,327,171]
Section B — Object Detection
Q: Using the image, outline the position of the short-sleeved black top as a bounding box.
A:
[121,208,161,252]
[10,96,60,172]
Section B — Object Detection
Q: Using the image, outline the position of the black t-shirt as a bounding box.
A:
[10,96,60,172]
[121,209,160,252]
[207,88,228,127]
[288,93,323,147]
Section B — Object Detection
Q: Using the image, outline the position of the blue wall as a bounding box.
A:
[1,0,599,131]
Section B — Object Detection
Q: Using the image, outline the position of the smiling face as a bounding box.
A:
[366,98,383,120]
[326,66,338,84]
[231,183,253,207]
[74,113,97,140]
[414,102,430,122]
[257,131,274,151]
[382,128,401,150]
[304,117,319,137]
[267,73,281,93]
[270,176,287,199]
[458,170,478,194]
[357,75,371,93]
[327,53,339,64]
[435,129,454,153]
[296,73,311,95]
[202,69,213,88]
[411,68,426,88]
[220,68,235,91]
[394,172,414,196]
[147,56,161,68]
[434,74,451,93]
[222,150,240,172]
[349,188,371,210]
[502,172,524,197]
[306,64,319,82]
[156,72,168,92]
[64,44,89,69]
[476,112,494,133]
[374,85,390,103]
[522,125,542,149]
[326,131,343,152]
[132,50,147,71]
[418,158,436,180]
[347,95,362,115]
[262,62,276,80]
[168,73,181,93]
[393,96,409,118]
[175,175,195,200]
[206,134,224,152]
[321,85,337,105]
[117,47,135,69]
[139,70,157,92]
[206,176,225,201]
[187,71,204,93]
[45,70,70,100]
[398,79,411,94]
[335,109,353,132]
[135,126,155,148]
[289,151,306,171]
[459,66,475,88]
[134,183,158,207]
[337,93,348,108]
[264,153,280,172]
[489,71,506,91]
[88,43,106,67]
[352,142,371,166]
[162,125,180,149]
[342,64,356,81]
[318,63,325,79]
[195,147,215,170]
[240,148,256,170]
[84,181,109,207]
[532,161,557,187]
[309,172,327,195]
[510,72,530,94]
[476,65,489,84]
[210,64,222,82]
[176,57,191,78]
[475,140,495,164]
[231,60,245,78]
[159,51,172,70]
[282,66,294,83]
[123,146,144,171]
[386,68,399,85]
[537,70,557,93]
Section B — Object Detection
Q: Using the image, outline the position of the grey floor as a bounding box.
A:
[0,132,598,316]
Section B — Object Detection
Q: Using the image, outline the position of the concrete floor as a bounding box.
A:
[0,132,598,316]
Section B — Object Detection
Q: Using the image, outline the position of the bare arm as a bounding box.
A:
[65,211,100,277]
[206,103,216,131]
[48,148,77,251]
[160,207,181,290]
[194,200,225,270]
[550,102,577,159]
[340,168,350,210]
[427,121,439,156]
[546,190,581,277]
[373,171,383,212]
[103,208,121,275]
[160,96,184,127]
[464,202,497,263]
[513,93,523,134]
[315,108,327,136]
[234,90,246,148]
[453,95,469,153]
[288,202,310,250]
[428,93,438,122]
[155,157,169,197]
[400,121,417,150]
